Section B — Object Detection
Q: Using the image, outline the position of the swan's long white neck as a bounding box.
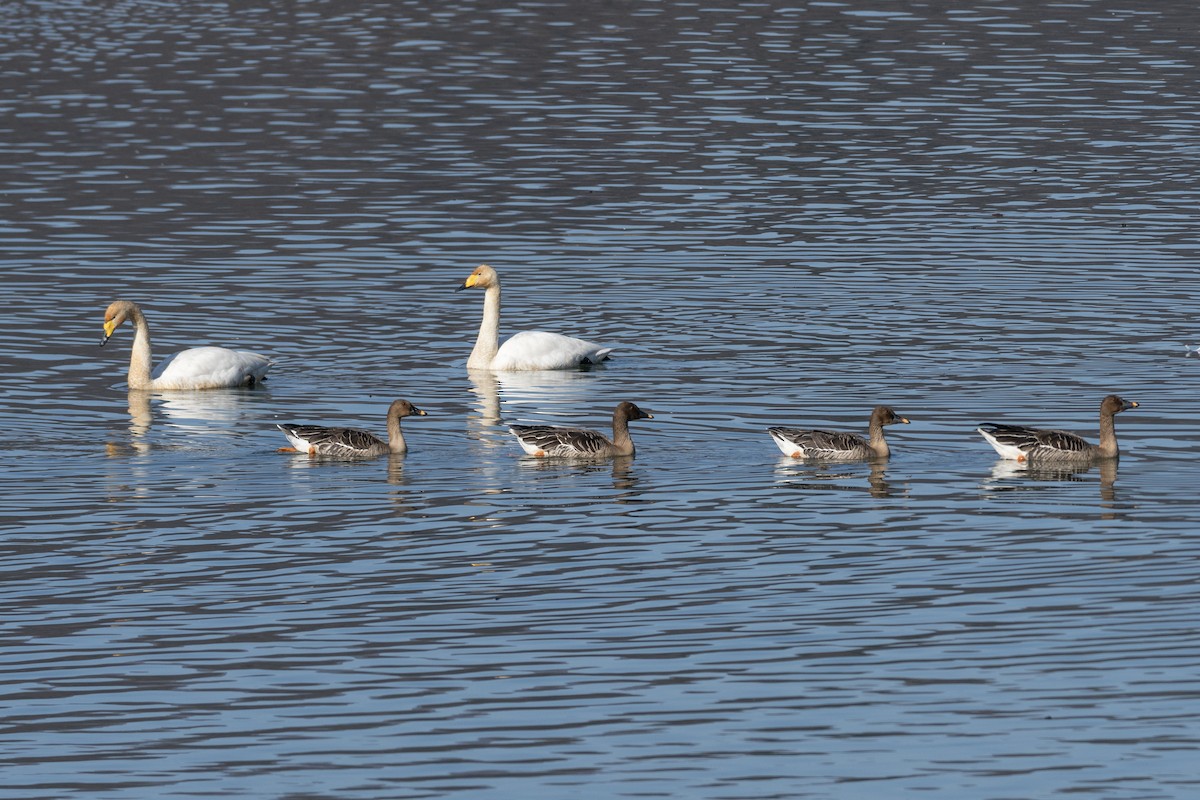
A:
[126,307,155,390]
[468,284,501,370]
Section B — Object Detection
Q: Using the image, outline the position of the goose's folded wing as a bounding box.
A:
[1029,427,1092,454]
[980,424,1090,454]
[280,424,382,454]
[769,427,867,457]
[510,424,611,456]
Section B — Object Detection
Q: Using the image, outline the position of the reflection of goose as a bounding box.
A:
[768,406,909,460]
[101,300,271,390]
[278,399,427,458]
[510,401,653,458]
[983,458,1118,505]
[978,394,1137,462]
[988,459,1097,483]
[456,264,613,370]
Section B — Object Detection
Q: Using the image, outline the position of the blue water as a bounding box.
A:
[3,2,1200,798]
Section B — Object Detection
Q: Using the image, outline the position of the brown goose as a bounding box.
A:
[277,399,427,458]
[510,401,653,458]
[768,406,910,460]
[977,394,1137,462]
[100,299,271,390]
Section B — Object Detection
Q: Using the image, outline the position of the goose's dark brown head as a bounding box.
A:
[1101,394,1138,415]
[617,401,654,422]
[389,399,428,418]
[871,405,910,426]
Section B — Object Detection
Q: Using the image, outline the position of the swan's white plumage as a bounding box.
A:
[458,264,614,371]
[492,330,612,371]
[151,346,272,390]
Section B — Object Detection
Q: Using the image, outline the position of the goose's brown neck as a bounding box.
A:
[386,409,408,454]
[867,417,890,458]
[609,406,636,456]
[1096,406,1119,458]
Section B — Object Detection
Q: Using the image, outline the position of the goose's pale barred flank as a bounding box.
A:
[277,399,428,458]
[977,394,1138,463]
[510,401,654,458]
[768,405,910,460]
[100,300,271,390]
[456,264,613,370]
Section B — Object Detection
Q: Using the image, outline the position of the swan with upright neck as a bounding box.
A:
[456,264,613,370]
[100,300,271,390]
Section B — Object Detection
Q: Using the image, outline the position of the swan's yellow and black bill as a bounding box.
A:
[100,319,118,346]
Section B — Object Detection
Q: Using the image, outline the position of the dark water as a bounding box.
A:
[3,2,1200,798]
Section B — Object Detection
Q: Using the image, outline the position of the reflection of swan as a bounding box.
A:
[119,388,267,450]
[124,388,270,433]
[126,390,153,437]
[467,369,614,427]
[467,370,502,424]
[277,399,427,458]
[101,299,271,390]
[977,394,1137,462]
[510,402,653,457]
[768,406,910,460]
[455,264,612,370]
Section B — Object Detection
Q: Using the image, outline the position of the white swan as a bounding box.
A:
[456,264,613,370]
[100,299,272,390]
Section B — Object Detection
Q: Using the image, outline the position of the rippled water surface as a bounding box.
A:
[4,2,1200,798]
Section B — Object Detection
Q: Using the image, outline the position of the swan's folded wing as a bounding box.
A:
[154,346,271,388]
[495,331,612,370]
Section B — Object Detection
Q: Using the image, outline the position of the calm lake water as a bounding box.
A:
[3,1,1200,798]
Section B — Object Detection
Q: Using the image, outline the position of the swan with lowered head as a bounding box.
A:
[277,399,428,458]
[977,394,1138,462]
[456,264,613,370]
[510,401,653,458]
[101,300,271,390]
[768,405,910,460]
